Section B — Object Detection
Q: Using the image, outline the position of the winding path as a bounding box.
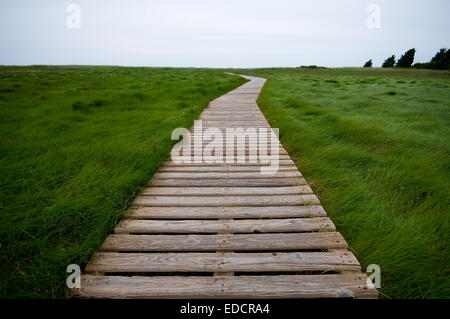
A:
[70,75,378,299]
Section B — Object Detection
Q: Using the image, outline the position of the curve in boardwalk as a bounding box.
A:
[70,75,378,299]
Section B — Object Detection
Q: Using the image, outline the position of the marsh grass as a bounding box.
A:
[0,66,246,298]
[235,67,450,298]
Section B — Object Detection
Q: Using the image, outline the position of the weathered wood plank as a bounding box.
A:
[189,127,276,132]
[177,149,289,156]
[199,116,266,120]
[162,159,296,166]
[158,166,298,173]
[200,121,269,125]
[128,205,327,219]
[114,217,335,234]
[100,232,347,252]
[150,177,308,187]
[169,155,293,161]
[188,142,283,148]
[71,274,377,299]
[153,171,301,179]
[141,186,313,196]
[134,194,320,207]
[85,251,359,273]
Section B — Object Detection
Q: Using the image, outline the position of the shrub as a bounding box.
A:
[382,55,396,68]
[429,48,450,70]
[413,62,431,69]
[299,65,326,69]
[396,48,416,68]
[363,60,373,68]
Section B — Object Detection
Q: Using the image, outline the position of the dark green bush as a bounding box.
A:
[382,55,396,68]
[396,49,416,68]
[364,60,373,68]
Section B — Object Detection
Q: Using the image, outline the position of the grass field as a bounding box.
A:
[1,66,449,299]
[236,67,450,298]
[0,66,246,298]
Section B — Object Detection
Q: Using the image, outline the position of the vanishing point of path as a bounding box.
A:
[70,75,378,299]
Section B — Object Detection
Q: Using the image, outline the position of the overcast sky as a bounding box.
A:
[0,0,449,68]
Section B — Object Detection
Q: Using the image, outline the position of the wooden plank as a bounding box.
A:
[202,109,262,112]
[178,145,286,150]
[171,155,293,161]
[199,116,266,120]
[158,166,298,172]
[190,136,280,141]
[162,159,296,166]
[189,127,275,131]
[129,205,327,219]
[141,186,313,196]
[114,217,335,234]
[200,121,269,125]
[201,113,264,117]
[177,149,289,156]
[100,232,347,252]
[71,274,377,299]
[134,194,320,207]
[150,177,308,187]
[85,251,359,273]
[153,171,301,179]
[188,142,283,148]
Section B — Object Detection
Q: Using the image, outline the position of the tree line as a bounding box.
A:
[363,48,450,70]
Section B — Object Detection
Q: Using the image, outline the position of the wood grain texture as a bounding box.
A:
[152,171,301,180]
[134,194,320,207]
[163,159,295,166]
[100,232,348,252]
[128,205,328,219]
[85,251,359,273]
[141,186,313,196]
[149,178,307,187]
[158,165,298,172]
[71,274,378,299]
[114,217,335,234]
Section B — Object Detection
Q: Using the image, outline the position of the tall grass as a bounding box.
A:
[239,67,450,298]
[0,66,246,298]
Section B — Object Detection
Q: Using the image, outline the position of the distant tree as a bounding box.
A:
[413,62,430,69]
[396,48,416,67]
[429,48,450,70]
[363,59,373,68]
[382,55,396,68]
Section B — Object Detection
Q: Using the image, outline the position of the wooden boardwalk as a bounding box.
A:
[70,75,378,299]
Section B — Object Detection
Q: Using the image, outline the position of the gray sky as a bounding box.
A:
[0,0,449,67]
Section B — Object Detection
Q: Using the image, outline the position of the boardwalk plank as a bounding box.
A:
[153,171,301,179]
[72,274,377,299]
[163,159,296,166]
[149,177,308,187]
[128,205,328,219]
[114,217,335,234]
[85,251,359,273]
[100,232,347,252]
[134,194,320,207]
[141,186,313,196]
[158,166,298,173]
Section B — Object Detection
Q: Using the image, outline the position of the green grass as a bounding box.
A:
[234,67,450,298]
[1,65,449,299]
[0,66,246,298]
